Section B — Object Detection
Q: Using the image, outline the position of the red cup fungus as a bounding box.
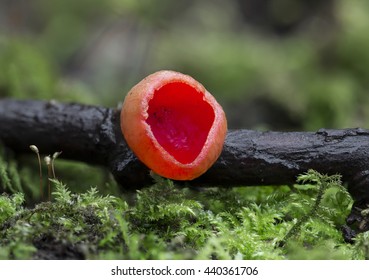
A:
[120,70,227,180]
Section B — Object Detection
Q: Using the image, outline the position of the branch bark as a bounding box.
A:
[1,98,369,206]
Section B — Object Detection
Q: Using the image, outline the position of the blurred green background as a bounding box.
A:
[1,0,369,131]
[1,1,369,260]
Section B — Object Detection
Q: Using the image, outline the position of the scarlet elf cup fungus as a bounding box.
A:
[120,70,227,180]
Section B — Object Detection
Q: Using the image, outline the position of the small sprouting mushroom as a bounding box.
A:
[120,70,227,180]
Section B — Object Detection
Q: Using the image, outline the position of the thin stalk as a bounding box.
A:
[44,155,52,201]
[30,145,43,200]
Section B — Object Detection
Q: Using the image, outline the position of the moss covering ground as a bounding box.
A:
[1,146,368,260]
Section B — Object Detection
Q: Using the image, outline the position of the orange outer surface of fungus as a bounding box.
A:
[120,70,227,180]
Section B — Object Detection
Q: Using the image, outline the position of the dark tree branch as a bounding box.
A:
[1,99,369,204]
[1,98,369,199]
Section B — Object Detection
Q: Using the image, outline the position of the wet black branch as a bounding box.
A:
[1,99,369,203]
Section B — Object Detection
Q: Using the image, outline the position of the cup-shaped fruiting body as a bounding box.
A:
[120,70,227,180]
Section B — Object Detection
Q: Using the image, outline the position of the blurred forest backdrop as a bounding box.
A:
[1,0,369,131]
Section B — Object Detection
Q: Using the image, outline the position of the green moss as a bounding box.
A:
[0,164,365,260]
[0,142,363,259]
[0,146,25,194]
